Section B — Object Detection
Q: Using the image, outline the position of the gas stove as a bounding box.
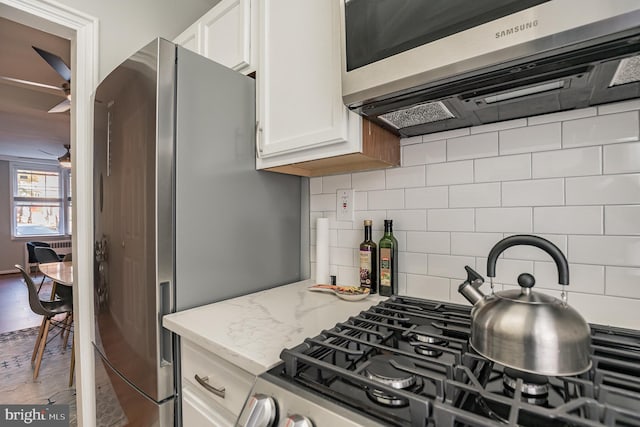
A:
[237,296,640,427]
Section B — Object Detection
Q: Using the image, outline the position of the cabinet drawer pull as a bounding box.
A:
[194,374,226,398]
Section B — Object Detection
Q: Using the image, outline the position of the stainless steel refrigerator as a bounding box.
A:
[92,38,305,426]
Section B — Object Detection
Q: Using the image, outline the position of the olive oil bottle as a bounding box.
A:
[378,220,398,297]
[359,220,377,293]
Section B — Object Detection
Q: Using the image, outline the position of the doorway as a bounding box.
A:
[0,0,96,425]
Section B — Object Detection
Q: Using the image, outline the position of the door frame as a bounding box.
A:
[0,0,98,424]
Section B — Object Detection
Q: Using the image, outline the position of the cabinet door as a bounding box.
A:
[257,0,356,160]
[174,22,200,53]
[201,0,253,72]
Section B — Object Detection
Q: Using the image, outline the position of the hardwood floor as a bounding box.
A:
[0,272,55,334]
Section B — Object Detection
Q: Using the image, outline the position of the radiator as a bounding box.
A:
[24,239,73,272]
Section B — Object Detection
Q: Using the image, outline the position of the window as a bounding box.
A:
[11,162,72,237]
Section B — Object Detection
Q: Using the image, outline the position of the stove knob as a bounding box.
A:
[238,393,277,427]
[284,414,313,427]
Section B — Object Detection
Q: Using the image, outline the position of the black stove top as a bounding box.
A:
[267,296,640,427]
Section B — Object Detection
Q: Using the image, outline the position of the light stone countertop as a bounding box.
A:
[163,279,385,376]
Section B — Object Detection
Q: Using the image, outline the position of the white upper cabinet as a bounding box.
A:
[174,0,256,74]
[255,0,362,167]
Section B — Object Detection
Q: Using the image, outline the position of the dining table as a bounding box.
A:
[38,261,73,286]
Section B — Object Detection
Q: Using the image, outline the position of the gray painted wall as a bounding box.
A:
[57,0,220,80]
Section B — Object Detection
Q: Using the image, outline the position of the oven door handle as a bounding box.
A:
[194,374,226,398]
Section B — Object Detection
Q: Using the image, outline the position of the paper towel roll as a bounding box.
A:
[315,218,329,284]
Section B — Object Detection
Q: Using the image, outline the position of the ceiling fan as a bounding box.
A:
[32,46,71,113]
[0,46,71,113]
[39,144,71,167]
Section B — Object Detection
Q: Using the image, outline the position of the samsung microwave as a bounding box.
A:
[340,0,640,136]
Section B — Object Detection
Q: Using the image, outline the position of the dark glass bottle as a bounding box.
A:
[359,220,377,293]
[378,220,398,297]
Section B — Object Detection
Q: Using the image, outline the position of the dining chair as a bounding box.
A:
[14,264,73,381]
[34,246,72,301]
[26,241,51,292]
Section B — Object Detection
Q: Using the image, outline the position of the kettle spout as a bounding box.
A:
[458,266,485,305]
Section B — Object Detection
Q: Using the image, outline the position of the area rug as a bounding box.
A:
[0,325,77,426]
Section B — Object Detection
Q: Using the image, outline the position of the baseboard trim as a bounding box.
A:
[0,269,19,275]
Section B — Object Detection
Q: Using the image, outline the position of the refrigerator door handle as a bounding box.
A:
[159,281,173,366]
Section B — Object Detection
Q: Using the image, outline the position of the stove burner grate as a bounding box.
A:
[364,354,423,407]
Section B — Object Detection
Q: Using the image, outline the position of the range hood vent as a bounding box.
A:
[349,28,640,138]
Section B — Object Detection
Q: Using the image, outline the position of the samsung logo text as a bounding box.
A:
[496,20,538,39]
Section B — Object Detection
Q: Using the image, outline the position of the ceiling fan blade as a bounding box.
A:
[33,46,71,82]
[0,75,64,94]
[48,98,70,113]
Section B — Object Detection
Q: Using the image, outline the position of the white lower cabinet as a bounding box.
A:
[180,339,254,426]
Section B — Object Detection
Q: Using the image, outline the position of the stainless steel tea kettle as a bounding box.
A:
[458,235,591,376]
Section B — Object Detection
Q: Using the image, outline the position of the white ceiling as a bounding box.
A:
[0,16,71,161]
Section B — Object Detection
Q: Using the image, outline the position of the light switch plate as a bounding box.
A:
[336,189,355,221]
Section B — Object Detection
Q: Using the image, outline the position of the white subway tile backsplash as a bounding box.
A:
[502,178,564,207]
[310,177,322,194]
[406,275,450,301]
[400,135,423,146]
[368,189,404,210]
[474,154,531,182]
[500,123,561,154]
[606,266,640,299]
[604,142,640,174]
[428,254,475,279]
[527,107,597,126]
[534,206,603,235]
[386,165,425,189]
[336,229,362,248]
[353,211,387,231]
[337,265,358,286]
[476,208,532,232]
[449,183,501,208]
[405,186,448,209]
[422,128,470,142]
[397,273,407,295]
[426,160,473,186]
[569,236,640,267]
[310,193,337,211]
[450,232,503,257]
[386,210,427,231]
[534,262,605,294]
[355,191,367,211]
[598,99,640,115]
[563,111,639,148]
[502,234,567,261]
[406,231,450,254]
[469,119,527,134]
[314,104,640,329]
[402,140,446,166]
[447,132,498,161]
[428,209,475,232]
[483,258,534,285]
[330,247,355,267]
[400,252,428,275]
[532,146,601,178]
[605,206,640,235]
[322,174,351,193]
[352,170,385,190]
[568,292,640,329]
[566,174,640,205]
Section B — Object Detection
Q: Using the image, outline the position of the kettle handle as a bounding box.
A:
[487,235,569,285]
